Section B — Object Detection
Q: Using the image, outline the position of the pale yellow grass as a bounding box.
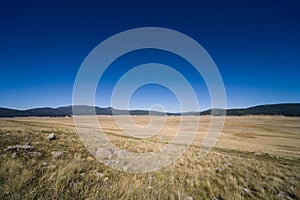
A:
[0,116,299,199]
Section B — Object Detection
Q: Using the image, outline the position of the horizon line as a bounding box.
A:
[1,102,299,113]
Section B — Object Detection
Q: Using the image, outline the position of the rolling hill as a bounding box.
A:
[0,103,299,117]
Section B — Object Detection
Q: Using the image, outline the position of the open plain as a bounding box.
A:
[0,116,299,199]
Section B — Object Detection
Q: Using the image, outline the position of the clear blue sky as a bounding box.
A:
[0,0,299,111]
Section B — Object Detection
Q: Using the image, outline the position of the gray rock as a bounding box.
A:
[47,133,56,140]
[5,144,34,151]
[51,151,63,158]
[186,196,193,200]
[6,145,43,158]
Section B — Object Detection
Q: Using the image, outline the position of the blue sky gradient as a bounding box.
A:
[0,0,299,111]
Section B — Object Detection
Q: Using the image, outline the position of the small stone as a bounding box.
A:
[46,165,56,169]
[11,152,17,158]
[51,151,63,158]
[95,172,104,178]
[216,162,232,173]
[215,167,224,173]
[103,177,109,182]
[254,152,263,156]
[47,133,56,140]
[86,156,94,161]
[186,196,193,200]
[267,153,274,158]
[243,188,251,194]
[123,166,128,171]
[148,175,153,182]
[290,185,295,193]
[224,162,232,168]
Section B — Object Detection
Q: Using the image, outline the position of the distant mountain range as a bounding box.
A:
[0,103,299,117]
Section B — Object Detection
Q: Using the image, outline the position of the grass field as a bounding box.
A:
[0,116,299,199]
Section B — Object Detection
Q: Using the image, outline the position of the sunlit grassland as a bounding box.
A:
[0,116,299,199]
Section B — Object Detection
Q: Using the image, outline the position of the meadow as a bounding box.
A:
[0,115,299,199]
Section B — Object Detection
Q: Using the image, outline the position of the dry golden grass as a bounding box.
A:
[0,116,299,199]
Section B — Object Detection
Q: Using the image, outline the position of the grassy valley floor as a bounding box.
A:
[0,116,299,199]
